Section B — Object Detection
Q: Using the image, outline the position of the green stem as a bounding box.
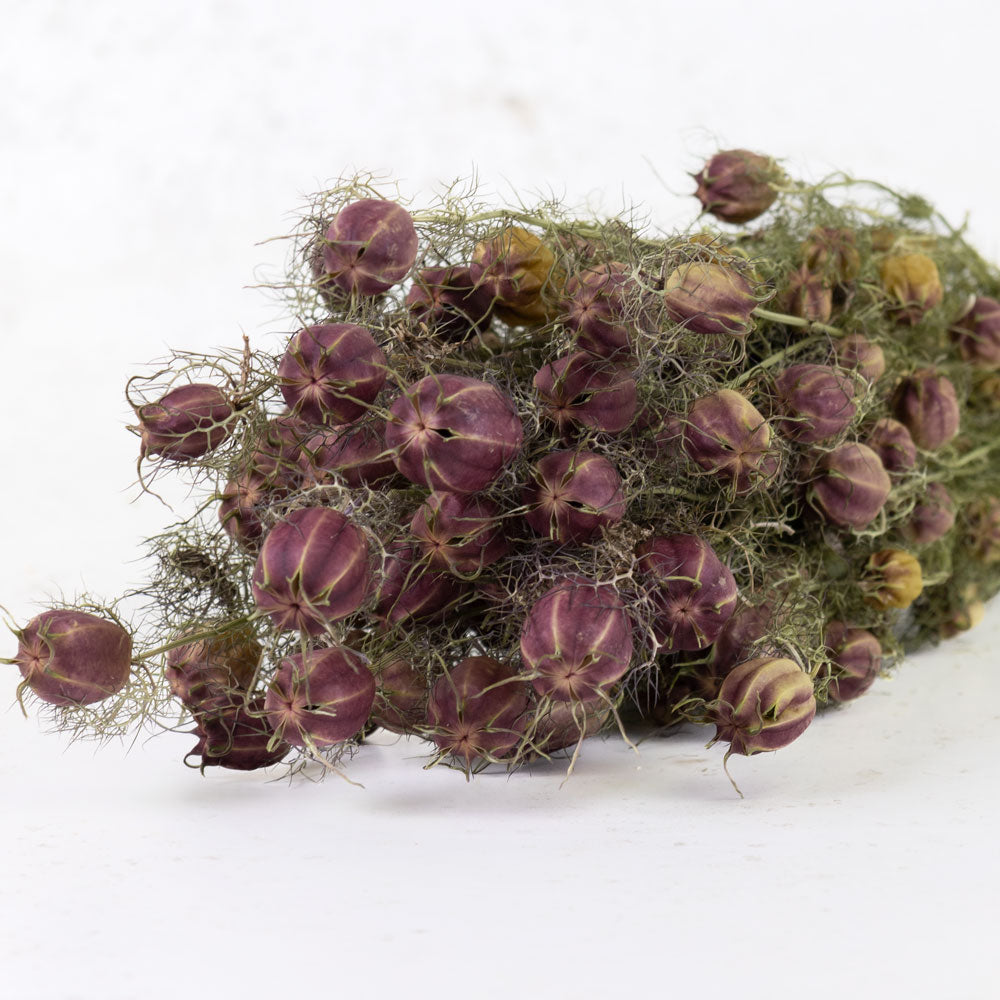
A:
[731,334,823,387]
[752,307,841,338]
[133,618,257,663]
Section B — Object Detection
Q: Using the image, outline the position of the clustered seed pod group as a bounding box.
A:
[9,149,1000,792]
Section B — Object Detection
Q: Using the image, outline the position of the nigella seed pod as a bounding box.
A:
[682,389,780,493]
[965,497,1000,563]
[823,622,882,703]
[662,262,758,337]
[320,199,418,297]
[165,623,261,711]
[774,363,857,443]
[637,534,738,652]
[13,609,132,706]
[136,383,234,462]
[950,295,1000,368]
[405,266,493,340]
[298,419,397,489]
[708,601,777,673]
[278,323,387,426]
[879,253,943,324]
[245,413,314,483]
[373,659,427,735]
[781,265,833,323]
[562,262,637,358]
[373,542,466,625]
[892,369,960,450]
[802,227,861,284]
[862,549,923,610]
[693,149,780,224]
[866,418,917,475]
[427,657,530,765]
[519,576,634,702]
[218,467,291,550]
[712,657,816,756]
[835,334,886,383]
[533,352,638,434]
[386,374,523,493]
[410,492,508,575]
[251,507,370,634]
[188,695,289,771]
[902,482,956,545]
[811,443,891,530]
[531,700,608,754]
[523,450,626,545]
[470,225,561,325]
[265,646,376,749]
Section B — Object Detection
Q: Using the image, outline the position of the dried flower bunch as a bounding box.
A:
[6,150,1000,790]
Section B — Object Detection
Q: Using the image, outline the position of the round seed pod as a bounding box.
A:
[533,352,638,434]
[373,542,466,625]
[693,149,780,224]
[188,695,289,771]
[531,700,609,754]
[774,363,856,443]
[278,323,386,426]
[373,658,427,735]
[835,334,886,383]
[892,369,960,450]
[405,265,493,340]
[965,497,1000,563]
[218,467,291,550]
[245,413,315,483]
[712,657,817,755]
[410,492,508,575]
[682,389,780,493]
[137,383,234,462]
[865,418,917,475]
[265,646,376,749]
[950,295,1000,368]
[386,374,523,493]
[662,262,758,337]
[427,656,530,764]
[519,576,634,702]
[251,507,370,634]
[811,443,891,530]
[902,482,956,545]
[523,450,626,545]
[782,265,832,323]
[297,419,397,489]
[862,549,923,610]
[14,609,132,707]
[470,225,560,324]
[879,253,943,324]
[802,227,861,283]
[319,199,418,297]
[562,262,637,358]
[165,623,261,711]
[637,534,739,652]
[708,601,778,674]
[823,622,882,703]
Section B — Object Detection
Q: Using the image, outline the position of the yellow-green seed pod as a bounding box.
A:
[862,549,923,610]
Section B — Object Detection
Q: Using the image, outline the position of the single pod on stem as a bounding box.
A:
[865,418,917,475]
[188,695,289,771]
[135,383,235,462]
[861,549,923,610]
[834,334,886,383]
[410,492,508,575]
[810,443,891,530]
[561,262,638,358]
[533,352,638,434]
[902,482,956,545]
[470,225,561,325]
[693,149,781,224]
[774,363,856,443]
[892,369,960,450]
[879,253,943,325]
[406,266,493,340]
[662,262,758,337]
[823,623,882,703]
[781,265,832,323]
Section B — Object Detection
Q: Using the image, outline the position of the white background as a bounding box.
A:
[2,2,999,997]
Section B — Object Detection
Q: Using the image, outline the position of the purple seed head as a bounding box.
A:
[835,334,886,383]
[782,265,832,323]
[373,542,467,625]
[774,363,857,443]
[373,658,427,735]
[693,149,780,224]
[811,443,891,529]
[663,262,758,337]
[297,419,397,489]
[265,645,376,749]
[708,601,777,673]
[278,323,386,426]
[166,624,260,711]
[533,352,638,434]
[410,492,508,575]
[523,450,626,545]
[865,418,917,475]
[405,266,493,340]
[251,507,371,634]
[14,609,132,706]
[218,467,292,551]
[386,374,523,493]
[902,482,956,545]
[892,369,960,450]
[137,383,234,462]
[950,295,1000,368]
[562,262,637,358]
[712,657,817,755]
[531,700,609,753]
[188,695,289,771]
[427,656,530,765]
[520,576,634,702]
[320,199,418,297]
[637,534,739,652]
[823,622,882,703]
[683,389,779,493]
